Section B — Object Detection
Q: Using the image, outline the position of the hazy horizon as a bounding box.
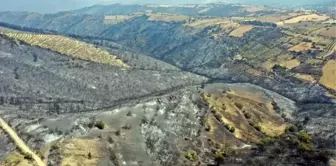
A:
[0,0,332,13]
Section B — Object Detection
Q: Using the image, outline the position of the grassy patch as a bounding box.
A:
[319,60,336,90]
[229,25,254,37]
[2,31,129,68]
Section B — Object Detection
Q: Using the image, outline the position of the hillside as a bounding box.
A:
[0,3,335,166]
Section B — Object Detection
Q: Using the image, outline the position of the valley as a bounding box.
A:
[0,2,335,166]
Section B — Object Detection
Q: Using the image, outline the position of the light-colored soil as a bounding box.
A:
[1,152,35,166]
[319,60,336,90]
[229,25,254,37]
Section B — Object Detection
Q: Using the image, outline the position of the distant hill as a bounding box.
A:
[231,0,334,7]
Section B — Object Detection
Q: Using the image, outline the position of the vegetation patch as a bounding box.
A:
[229,25,254,37]
[294,73,316,82]
[147,13,189,22]
[319,60,336,90]
[95,120,106,130]
[2,31,129,68]
[278,14,329,25]
[202,89,287,143]
[185,151,197,161]
[60,139,103,166]
[0,152,35,166]
[288,42,316,52]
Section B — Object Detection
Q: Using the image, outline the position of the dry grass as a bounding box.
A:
[202,89,286,143]
[2,31,129,68]
[1,152,35,166]
[147,13,189,22]
[319,60,336,90]
[60,139,103,166]
[0,118,45,166]
[325,92,336,99]
[263,54,301,71]
[186,18,230,28]
[294,73,316,82]
[279,59,301,69]
[253,13,302,23]
[104,15,138,25]
[278,14,329,25]
[229,25,254,37]
[185,18,239,34]
[288,42,314,52]
[318,26,336,38]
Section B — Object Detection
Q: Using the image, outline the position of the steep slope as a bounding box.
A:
[0,11,333,104]
[1,83,330,166]
[0,6,335,165]
[0,35,206,115]
[69,4,277,16]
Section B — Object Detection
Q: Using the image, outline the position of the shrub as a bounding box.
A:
[95,120,106,130]
[214,151,225,164]
[272,64,287,72]
[234,103,243,109]
[205,125,211,132]
[185,151,197,161]
[229,126,235,133]
[141,116,149,125]
[298,142,313,152]
[126,111,132,117]
[260,136,274,145]
[23,152,33,160]
[108,136,114,144]
[224,123,230,130]
[51,143,60,150]
[122,124,132,130]
[115,130,121,136]
[285,125,298,133]
[88,152,92,159]
[244,112,251,119]
[250,122,261,132]
[298,131,311,143]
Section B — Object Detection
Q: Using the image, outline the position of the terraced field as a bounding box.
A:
[277,14,329,25]
[229,25,254,37]
[1,31,129,68]
[319,60,336,90]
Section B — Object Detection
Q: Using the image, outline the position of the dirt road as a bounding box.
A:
[0,117,45,166]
